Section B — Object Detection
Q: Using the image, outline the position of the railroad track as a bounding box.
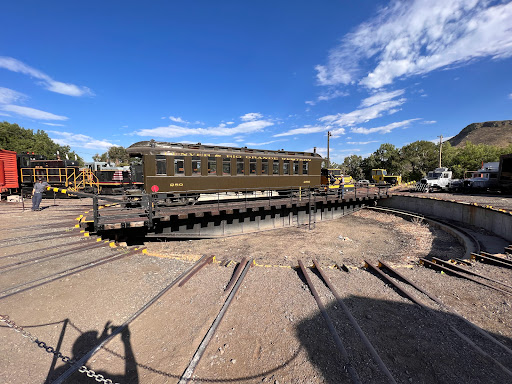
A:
[2,204,511,383]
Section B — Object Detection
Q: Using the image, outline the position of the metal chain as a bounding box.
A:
[1,314,119,384]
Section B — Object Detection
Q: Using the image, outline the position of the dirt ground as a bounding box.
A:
[1,195,511,384]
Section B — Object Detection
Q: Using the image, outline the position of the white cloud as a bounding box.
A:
[306,89,349,105]
[245,140,283,146]
[0,87,26,104]
[509,93,512,100]
[316,0,512,89]
[42,122,65,127]
[1,104,68,121]
[347,140,379,145]
[48,131,114,150]
[134,119,274,138]
[350,118,420,135]
[421,120,437,124]
[0,56,93,96]
[169,116,188,123]
[273,125,328,137]
[240,112,263,121]
[360,89,405,108]
[320,97,406,127]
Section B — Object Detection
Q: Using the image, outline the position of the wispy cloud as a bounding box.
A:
[245,140,284,147]
[134,119,274,138]
[359,89,405,108]
[1,105,68,121]
[169,116,188,123]
[350,118,420,135]
[42,122,66,127]
[509,93,512,100]
[320,97,406,127]
[240,112,263,121]
[273,125,328,137]
[306,89,349,105]
[421,120,437,125]
[0,56,94,96]
[48,131,113,150]
[0,87,26,104]
[347,140,379,145]
[316,0,512,89]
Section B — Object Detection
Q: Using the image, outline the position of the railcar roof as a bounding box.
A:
[127,140,322,158]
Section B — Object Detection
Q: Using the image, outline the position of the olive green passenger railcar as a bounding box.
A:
[126,140,323,196]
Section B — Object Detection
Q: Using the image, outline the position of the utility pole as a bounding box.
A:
[438,135,443,168]
[327,131,332,168]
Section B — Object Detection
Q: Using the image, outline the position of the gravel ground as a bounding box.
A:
[1,195,511,384]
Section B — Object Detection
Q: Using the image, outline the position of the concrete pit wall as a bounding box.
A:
[379,195,512,243]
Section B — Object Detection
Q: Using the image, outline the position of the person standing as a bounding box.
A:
[32,177,50,211]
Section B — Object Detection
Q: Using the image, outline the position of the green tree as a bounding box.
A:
[341,155,364,180]
[0,121,81,162]
[401,140,438,181]
[93,146,128,165]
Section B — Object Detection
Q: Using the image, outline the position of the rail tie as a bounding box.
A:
[298,259,361,384]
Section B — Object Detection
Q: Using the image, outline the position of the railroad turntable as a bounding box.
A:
[1,196,512,384]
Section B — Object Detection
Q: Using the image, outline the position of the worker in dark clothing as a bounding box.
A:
[32,177,50,211]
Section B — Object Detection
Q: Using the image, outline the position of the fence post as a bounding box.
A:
[147,193,153,229]
[93,196,99,232]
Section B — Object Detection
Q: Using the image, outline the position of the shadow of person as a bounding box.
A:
[46,321,139,383]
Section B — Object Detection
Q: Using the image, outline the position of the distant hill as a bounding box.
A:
[448,120,512,147]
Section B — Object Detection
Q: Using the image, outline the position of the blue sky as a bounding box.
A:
[1,0,511,162]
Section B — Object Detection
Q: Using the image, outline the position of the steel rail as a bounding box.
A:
[224,258,249,292]
[364,261,512,378]
[0,248,141,299]
[0,229,76,244]
[177,255,214,287]
[178,259,253,383]
[52,254,210,384]
[0,241,107,272]
[312,259,397,384]
[431,257,512,290]
[0,231,84,250]
[471,253,512,269]
[298,260,361,384]
[378,260,512,356]
[0,238,87,261]
[479,251,512,266]
[420,258,512,296]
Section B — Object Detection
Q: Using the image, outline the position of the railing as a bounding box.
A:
[66,168,100,192]
[89,184,390,232]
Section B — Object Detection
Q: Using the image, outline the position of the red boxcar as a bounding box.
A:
[0,149,19,192]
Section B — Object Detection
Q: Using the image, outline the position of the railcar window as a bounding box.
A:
[249,159,257,175]
[208,157,217,175]
[303,162,308,175]
[223,158,231,175]
[156,155,167,175]
[293,161,299,175]
[283,161,290,175]
[261,159,268,175]
[192,156,201,175]
[174,156,185,175]
[236,158,244,175]
[272,160,279,175]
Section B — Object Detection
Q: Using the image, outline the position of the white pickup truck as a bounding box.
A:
[416,167,453,192]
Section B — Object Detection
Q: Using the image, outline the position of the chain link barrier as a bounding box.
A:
[0,314,119,384]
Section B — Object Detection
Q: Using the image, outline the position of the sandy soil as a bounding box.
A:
[0,196,511,384]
